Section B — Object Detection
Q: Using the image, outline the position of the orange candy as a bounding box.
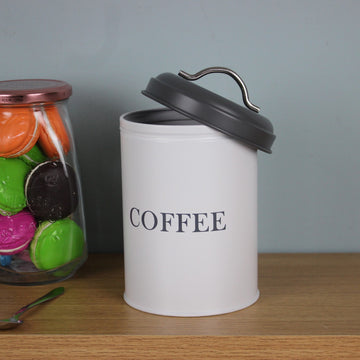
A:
[37,105,70,159]
[0,107,40,158]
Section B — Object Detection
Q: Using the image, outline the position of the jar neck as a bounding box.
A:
[0,100,68,110]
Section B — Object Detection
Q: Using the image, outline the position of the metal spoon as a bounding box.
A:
[0,287,64,330]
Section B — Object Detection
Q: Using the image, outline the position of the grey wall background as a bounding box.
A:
[1,0,359,253]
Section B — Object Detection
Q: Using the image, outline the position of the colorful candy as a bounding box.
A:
[0,255,12,267]
[37,106,70,159]
[0,107,40,158]
[0,158,30,216]
[0,210,37,255]
[25,161,78,220]
[30,218,84,270]
[0,106,84,272]
[19,144,47,168]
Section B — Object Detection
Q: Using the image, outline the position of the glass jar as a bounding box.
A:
[0,79,87,285]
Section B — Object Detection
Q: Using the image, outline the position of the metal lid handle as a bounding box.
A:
[178,67,260,113]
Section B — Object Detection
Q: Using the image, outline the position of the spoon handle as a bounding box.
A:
[13,287,65,320]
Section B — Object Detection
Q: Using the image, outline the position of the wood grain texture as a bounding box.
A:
[0,253,359,358]
[0,336,359,359]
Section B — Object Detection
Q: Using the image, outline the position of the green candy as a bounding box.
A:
[30,218,84,271]
[0,157,30,216]
[19,144,47,168]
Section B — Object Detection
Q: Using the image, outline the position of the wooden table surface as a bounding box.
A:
[0,253,359,359]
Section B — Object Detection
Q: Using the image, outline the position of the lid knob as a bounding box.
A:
[178,67,260,113]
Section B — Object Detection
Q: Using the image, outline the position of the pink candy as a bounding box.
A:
[0,210,36,255]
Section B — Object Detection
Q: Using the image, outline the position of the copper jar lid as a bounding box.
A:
[0,79,72,105]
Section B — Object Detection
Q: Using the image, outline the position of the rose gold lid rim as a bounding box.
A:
[0,79,72,104]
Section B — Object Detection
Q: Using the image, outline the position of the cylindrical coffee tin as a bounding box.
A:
[120,68,275,316]
[120,109,258,316]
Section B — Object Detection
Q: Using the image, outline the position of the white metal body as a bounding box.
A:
[120,110,259,316]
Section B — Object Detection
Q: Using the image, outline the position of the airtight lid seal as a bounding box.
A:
[142,67,275,153]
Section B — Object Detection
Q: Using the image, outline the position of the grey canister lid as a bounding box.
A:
[142,67,276,153]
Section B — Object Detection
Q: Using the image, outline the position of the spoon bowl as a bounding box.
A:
[0,319,23,330]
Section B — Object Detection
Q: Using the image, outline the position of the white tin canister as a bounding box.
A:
[120,68,275,316]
